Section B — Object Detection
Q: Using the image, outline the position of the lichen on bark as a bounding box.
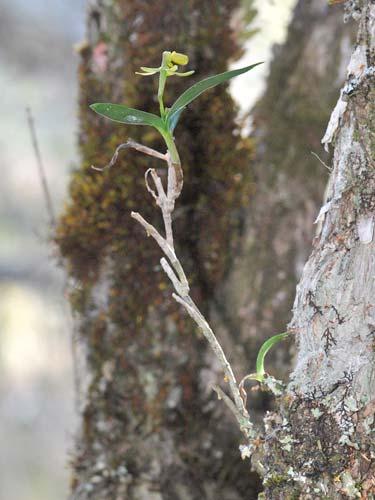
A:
[257,2,375,498]
[213,0,355,402]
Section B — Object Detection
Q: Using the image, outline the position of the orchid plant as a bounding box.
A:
[90,50,288,448]
[91,50,261,165]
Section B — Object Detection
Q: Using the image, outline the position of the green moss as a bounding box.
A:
[263,473,289,487]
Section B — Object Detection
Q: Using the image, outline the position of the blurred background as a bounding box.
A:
[0,1,296,499]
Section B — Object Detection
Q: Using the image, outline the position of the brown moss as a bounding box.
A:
[57,1,254,323]
[56,1,261,498]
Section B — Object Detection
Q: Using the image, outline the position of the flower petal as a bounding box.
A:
[135,71,158,76]
[174,70,195,77]
[166,65,179,76]
[140,66,160,73]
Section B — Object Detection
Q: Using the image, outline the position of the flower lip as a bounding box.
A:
[170,51,189,66]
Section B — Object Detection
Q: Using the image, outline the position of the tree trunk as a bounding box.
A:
[58,1,261,499]
[213,0,355,392]
[258,2,375,497]
[57,0,363,499]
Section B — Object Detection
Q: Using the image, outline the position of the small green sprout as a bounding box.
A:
[255,332,289,382]
[241,332,289,385]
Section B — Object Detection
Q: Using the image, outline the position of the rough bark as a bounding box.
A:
[213,0,355,394]
[57,1,362,498]
[57,1,261,499]
[258,2,375,498]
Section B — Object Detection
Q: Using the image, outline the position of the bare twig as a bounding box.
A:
[172,293,249,421]
[131,146,254,439]
[160,258,189,297]
[98,139,177,248]
[130,211,189,288]
[131,211,175,262]
[100,138,255,442]
[212,386,253,437]
[311,151,332,172]
[92,139,167,171]
[145,168,165,203]
[26,107,55,227]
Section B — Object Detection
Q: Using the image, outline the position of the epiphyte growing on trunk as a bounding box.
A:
[89,50,287,451]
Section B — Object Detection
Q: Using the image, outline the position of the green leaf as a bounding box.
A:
[166,62,263,131]
[168,107,184,133]
[90,103,165,130]
[255,332,288,381]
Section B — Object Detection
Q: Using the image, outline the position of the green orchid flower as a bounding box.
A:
[136,51,194,78]
[136,51,195,117]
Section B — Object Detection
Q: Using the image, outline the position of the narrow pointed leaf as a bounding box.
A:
[90,103,165,130]
[166,62,263,131]
[255,332,288,380]
[168,107,184,133]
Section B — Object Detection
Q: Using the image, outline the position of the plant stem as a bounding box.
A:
[162,131,180,164]
[158,52,170,117]
[158,70,167,117]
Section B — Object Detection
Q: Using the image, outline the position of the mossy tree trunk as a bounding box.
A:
[257,2,375,497]
[58,1,261,499]
[58,0,363,498]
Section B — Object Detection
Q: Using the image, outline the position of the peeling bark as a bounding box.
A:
[213,0,355,400]
[259,2,375,497]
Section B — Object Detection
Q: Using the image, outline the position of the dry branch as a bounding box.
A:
[125,140,255,442]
